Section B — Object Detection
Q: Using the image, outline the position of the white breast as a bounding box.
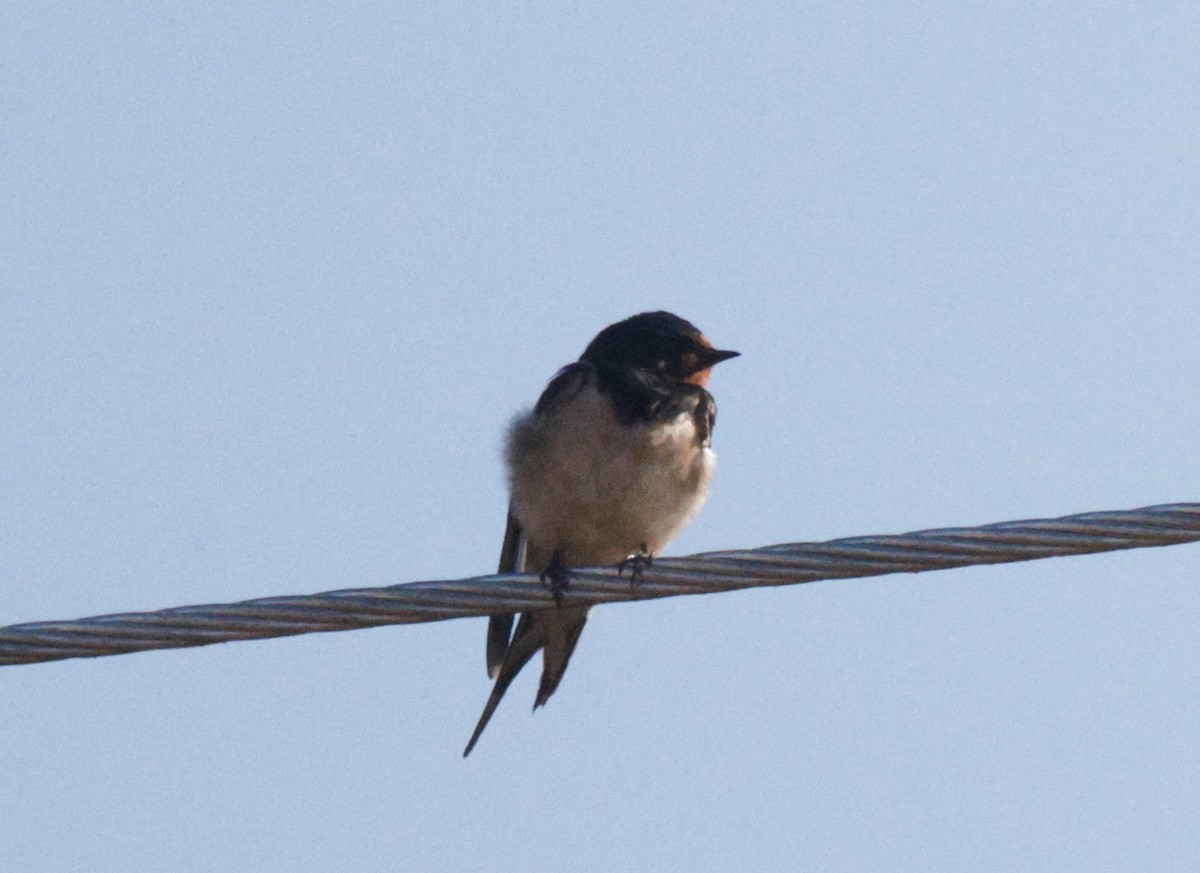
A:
[505,384,716,568]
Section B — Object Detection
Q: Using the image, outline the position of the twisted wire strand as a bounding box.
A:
[2,502,1197,667]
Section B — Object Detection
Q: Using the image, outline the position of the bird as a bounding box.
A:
[463,310,739,756]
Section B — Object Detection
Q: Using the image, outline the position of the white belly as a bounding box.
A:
[505,385,716,567]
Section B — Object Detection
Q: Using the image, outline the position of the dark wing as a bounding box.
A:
[485,362,589,675]
[469,519,591,757]
[466,362,597,757]
[486,511,526,677]
[533,362,593,416]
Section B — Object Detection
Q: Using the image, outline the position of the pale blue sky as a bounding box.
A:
[3,3,1199,871]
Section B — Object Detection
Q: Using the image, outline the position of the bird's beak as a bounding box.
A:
[699,348,740,368]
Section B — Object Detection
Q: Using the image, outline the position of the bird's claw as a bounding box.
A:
[539,550,571,606]
[618,543,653,588]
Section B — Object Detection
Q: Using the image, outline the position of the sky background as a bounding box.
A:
[3,3,1199,871]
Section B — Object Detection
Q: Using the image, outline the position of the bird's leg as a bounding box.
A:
[618,543,653,588]
[539,550,571,606]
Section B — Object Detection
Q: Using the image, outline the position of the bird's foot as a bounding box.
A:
[618,543,653,588]
[539,550,571,606]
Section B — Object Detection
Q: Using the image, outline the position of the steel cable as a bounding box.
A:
[2,502,1197,666]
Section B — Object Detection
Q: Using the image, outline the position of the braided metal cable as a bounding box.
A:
[2,502,1197,667]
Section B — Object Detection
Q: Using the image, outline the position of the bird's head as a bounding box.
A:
[581,311,739,387]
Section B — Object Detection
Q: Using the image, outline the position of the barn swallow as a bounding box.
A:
[463,311,738,756]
